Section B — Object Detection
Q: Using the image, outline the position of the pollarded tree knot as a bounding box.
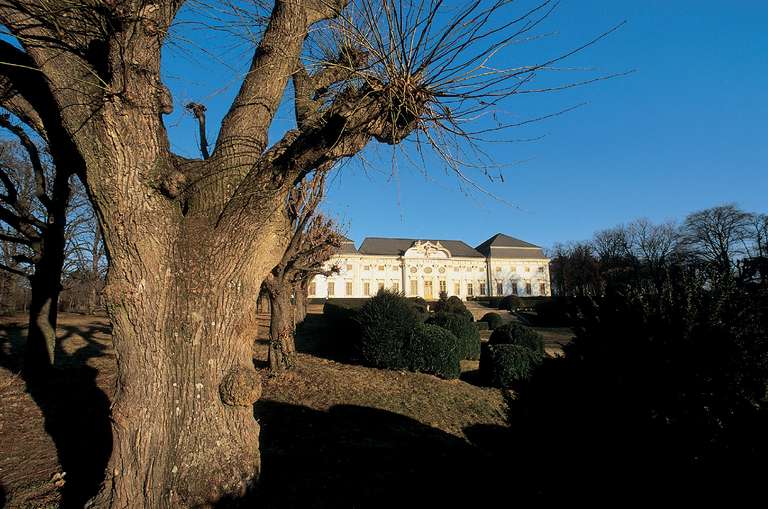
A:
[159,170,187,198]
[219,366,262,407]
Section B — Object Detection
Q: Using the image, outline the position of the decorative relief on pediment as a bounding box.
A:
[403,240,451,259]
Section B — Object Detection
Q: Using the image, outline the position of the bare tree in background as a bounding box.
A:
[262,172,341,372]
[682,204,751,277]
[0,0,619,504]
[0,122,73,374]
[61,185,106,314]
[627,218,680,289]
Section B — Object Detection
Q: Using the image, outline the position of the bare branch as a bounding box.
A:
[185,102,210,160]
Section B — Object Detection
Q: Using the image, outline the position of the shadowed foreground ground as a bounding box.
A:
[0,312,508,507]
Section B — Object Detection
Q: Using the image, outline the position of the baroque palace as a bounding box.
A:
[310,233,551,300]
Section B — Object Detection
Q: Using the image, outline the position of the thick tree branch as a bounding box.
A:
[215,0,350,160]
[0,113,51,210]
[0,259,29,278]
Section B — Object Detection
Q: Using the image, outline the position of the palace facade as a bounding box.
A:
[309,233,551,300]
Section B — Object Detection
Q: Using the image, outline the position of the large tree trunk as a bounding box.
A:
[81,109,290,507]
[89,226,282,507]
[267,286,296,373]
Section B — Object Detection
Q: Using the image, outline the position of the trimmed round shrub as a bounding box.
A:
[489,322,545,357]
[498,295,523,311]
[357,290,418,369]
[480,312,504,330]
[434,295,474,322]
[479,343,540,387]
[406,322,461,379]
[427,312,481,360]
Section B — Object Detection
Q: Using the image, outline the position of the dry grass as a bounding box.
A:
[1,311,511,507]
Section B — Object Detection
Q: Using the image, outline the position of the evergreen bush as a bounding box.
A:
[427,311,481,360]
[489,322,545,356]
[356,289,418,369]
[406,322,461,379]
[479,344,540,388]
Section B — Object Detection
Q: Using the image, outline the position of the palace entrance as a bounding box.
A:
[424,280,433,299]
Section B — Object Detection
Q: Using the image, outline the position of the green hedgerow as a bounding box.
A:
[498,295,522,311]
[427,311,481,360]
[406,322,461,379]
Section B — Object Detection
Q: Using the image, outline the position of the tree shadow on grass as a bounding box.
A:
[0,323,112,508]
[239,401,500,508]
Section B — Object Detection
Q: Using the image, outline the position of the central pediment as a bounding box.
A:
[403,240,451,259]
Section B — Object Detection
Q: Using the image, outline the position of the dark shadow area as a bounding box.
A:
[0,323,112,508]
[294,314,360,364]
[0,481,6,509]
[235,401,500,508]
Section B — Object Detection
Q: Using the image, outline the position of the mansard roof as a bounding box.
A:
[358,237,484,258]
[475,233,548,259]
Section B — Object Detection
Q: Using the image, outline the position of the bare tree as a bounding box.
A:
[262,172,341,372]
[0,121,73,374]
[682,204,751,277]
[0,1,618,504]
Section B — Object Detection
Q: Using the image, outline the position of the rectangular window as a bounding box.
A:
[511,266,516,272]
[538,266,545,273]
[347,264,353,271]
[346,281,353,296]
[410,279,418,296]
[439,280,447,294]
[378,280,385,292]
[539,282,546,295]
[525,266,530,272]
[495,266,502,272]
[496,282,503,295]
[378,265,385,271]
[526,282,532,295]
[467,283,474,297]
[511,282,518,295]
[327,282,335,297]
[454,282,461,295]
[392,281,400,292]
[479,282,486,295]
[364,281,371,296]
[309,282,316,296]
[363,265,370,271]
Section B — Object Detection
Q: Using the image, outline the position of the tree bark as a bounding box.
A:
[267,287,296,373]
[89,223,279,507]
[294,281,308,324]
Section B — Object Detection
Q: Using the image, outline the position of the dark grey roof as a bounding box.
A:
[358,237,484,258]
[336,236,358,254]
[475,233,547,259]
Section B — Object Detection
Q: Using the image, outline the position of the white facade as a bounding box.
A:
[310,238,551,300]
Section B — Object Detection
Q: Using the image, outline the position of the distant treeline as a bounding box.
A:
[548,204,767,296]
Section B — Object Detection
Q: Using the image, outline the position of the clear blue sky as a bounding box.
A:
[161,0,768,250]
